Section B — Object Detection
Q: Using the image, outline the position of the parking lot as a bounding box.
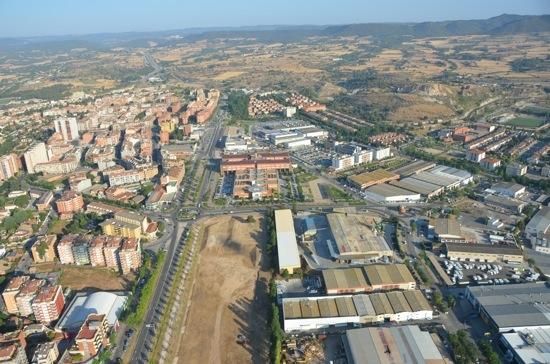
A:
[292,145,333,169]
[435,257,537,286]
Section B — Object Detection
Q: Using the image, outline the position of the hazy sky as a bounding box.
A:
[0,0,548,38]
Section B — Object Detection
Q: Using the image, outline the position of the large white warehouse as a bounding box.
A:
[275,209,301,274]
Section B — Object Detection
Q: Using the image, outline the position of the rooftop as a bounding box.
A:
[345,325,445,364]
[274,209,301,271]
[327,213,392,259]
[322,268,369,292]
[468,283,550,330]
[446,242,523,256]
[56,291,128,332]
[429,217,463,238]
[364,264,415,286]
[348,169,398,187]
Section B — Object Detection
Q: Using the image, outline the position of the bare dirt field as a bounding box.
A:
[177,213,270,364]
[309,179,332,204]
[34,263,129,291]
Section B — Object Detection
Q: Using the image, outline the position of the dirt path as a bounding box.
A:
[177,214,270,364]
[308,178,331,204]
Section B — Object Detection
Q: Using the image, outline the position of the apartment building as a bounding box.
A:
[0,154,20,181]
[118,238,142,274]
[75,314,109,358]
[15,278,45,316]
[89,236,107,267]
[2,276,30,314]
[466,149,486,163]
[31,341,59,364]
[30,235,57,263]
[107,169,144,187]
[55,191,84,215]
[54,117,79,141]
[103,237,122,271]
[100,219,141,239]
[72,240,90,265]
[31,285,65,324]
[57,235,76,264]
[23,142,49,174]
[0,343,28,364]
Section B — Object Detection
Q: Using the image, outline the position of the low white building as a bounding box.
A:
[364,184,421,203]
[282,290,432,333]
[275,209,301,274]
[374,147,391,161]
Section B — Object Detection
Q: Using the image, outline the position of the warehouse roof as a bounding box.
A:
[345,326,445,364]
[364,183,421,198]
[274,209,301,271]
[429,165,472,181]
[317,298,339,317]
[468,283,550,330]
[390,178,442,197]
[409,171,459,188]
[335,296,357,317]
[300,299,320,318]
[327,213,392,259]
[364,264,415,287]
[386,291,412,313]
[392,160,436,177]
[352,295,377,317]
[322,268,369,292]
[369,293,394,316]
[403,290,432,312]
[283,300,301,319]
[446,242,523,256]
[527,206,550,235]
[429,217,463,238]
[348,169,398,187]
[501,328,550,364]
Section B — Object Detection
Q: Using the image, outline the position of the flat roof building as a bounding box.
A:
[343,325,445,364]
[274,209,301,274]
[390,178,443,198]
[501,328,550,364]
[392,160,436,177]
[445,242,523,264]
[56,291,128,332]
[364,264,416,291]
[322,268,370,295]
[429,217,465,243]
[326,213,393,263]
[363,184,421,203]
[348,169,399,190]
[466,283,550,332]
[282,290,432,332]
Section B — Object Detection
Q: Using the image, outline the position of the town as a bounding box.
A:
[0,5,549,364]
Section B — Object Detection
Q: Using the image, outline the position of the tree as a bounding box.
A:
[246,215,256,223]
[227,91,249,120]
[13,195,30,208]
[281,269,290,279]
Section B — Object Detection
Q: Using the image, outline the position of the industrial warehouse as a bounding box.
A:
[359,163,473,202]
[322,264,416,294]
[466,283,550,332]
[326,213,393,262]
[343,325,446,364]
[275,209,301,274]
[445,242,523,264]
[282,290,432,332]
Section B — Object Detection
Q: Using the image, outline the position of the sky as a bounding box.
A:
[0,0,548,38]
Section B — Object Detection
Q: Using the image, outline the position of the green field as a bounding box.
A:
[506,117,545,128]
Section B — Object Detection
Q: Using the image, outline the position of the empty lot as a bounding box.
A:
[177,214,270,364]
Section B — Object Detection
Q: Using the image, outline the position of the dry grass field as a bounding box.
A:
[33,263,129,291]
[177,214,270,364]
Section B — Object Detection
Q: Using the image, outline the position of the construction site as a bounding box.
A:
[176,214,271,364]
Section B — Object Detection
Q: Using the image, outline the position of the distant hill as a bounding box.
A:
[0,14,548,52]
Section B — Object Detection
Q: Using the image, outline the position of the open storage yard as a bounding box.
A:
[177,214,270,364]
